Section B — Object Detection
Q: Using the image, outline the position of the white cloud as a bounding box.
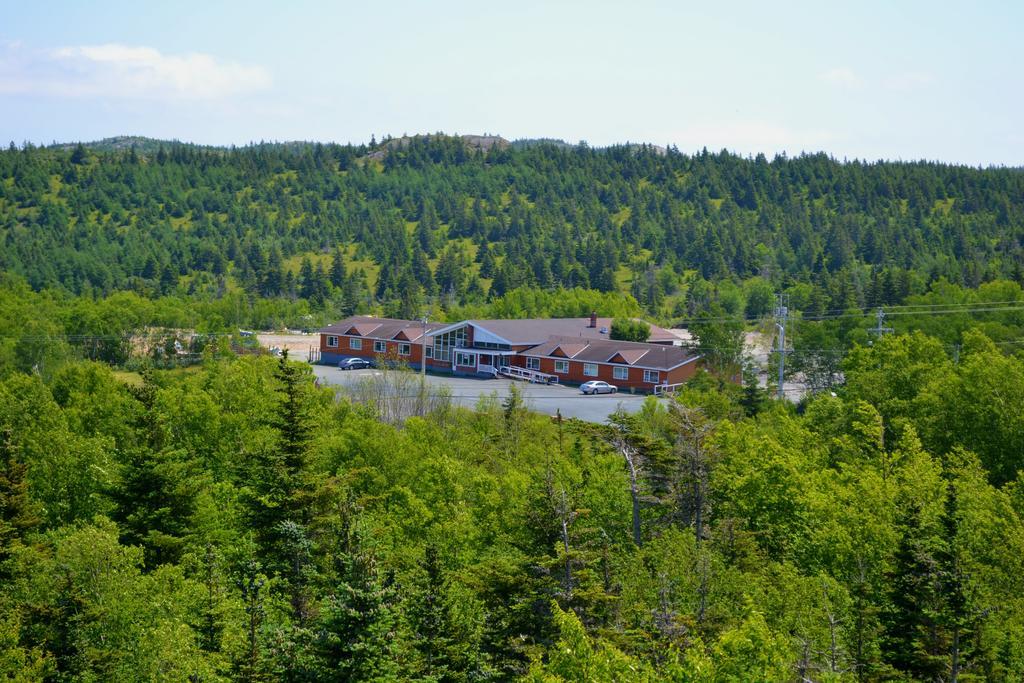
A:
[820,67,863,88]
[0,41,270,100]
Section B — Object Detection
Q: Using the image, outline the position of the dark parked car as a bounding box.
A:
[338,358,373,370]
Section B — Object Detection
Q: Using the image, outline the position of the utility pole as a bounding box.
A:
[421,309,431,379]
[774,294,788,400]
[868,307,893,337]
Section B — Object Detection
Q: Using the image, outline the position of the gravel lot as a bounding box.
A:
[310,365,653,423]
[256,333,319,358]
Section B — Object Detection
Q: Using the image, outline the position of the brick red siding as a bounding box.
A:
[321,333,437,367]
[520,355,702,392]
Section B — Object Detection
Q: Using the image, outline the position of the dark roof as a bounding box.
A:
[320,316,445,342]
[444,317,677,345]
[522,335,700,370]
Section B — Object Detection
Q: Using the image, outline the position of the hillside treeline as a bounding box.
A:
[2,137,1022,321]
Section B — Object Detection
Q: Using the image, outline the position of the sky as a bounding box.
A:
[1,0,1021,165]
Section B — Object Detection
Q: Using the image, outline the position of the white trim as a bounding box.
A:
[426,320,515,346]
[613,366,629,381]
[373,340,387,353]
[426,321,468,338]
[526,357,540,371]
[398,343,411,356]
[349,337,362,350]
[583,363,599,377]
[663,355,703,371]
[326,335,338,348]
[554,359,569,374]
[643,369,660,383]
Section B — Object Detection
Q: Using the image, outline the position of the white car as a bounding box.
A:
[580,380,617,395]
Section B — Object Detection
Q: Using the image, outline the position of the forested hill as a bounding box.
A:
[2,135,1023,321]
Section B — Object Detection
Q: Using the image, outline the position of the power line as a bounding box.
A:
[672,303,1024,325]
[885,305,1024,316]
[802,299,1024,318]
[877,299,1024,310]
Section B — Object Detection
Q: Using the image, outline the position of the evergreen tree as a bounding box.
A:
[405,545,477,681]
[738,364,768,417]
[69,143,88,165]
[109,447,199,567]
[0,428,40,570]
[882,504,946,680]
[242,352,313,570]
[477,243,496,279]
[416,199,439,257]
[316,549,401,681]
[329,247,347,288]
[411,246,434,293]
[298,256,316,301]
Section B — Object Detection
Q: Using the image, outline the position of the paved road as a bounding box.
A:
[311,365,653,423]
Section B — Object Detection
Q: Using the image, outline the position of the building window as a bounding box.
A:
[425,346,433,358]
[398,343,411,356]
[473,341,511,350]
[349,338,362,350]
[373,340,386,353]
[643,369,660,383]
[432,326,467,363]
[554,360,569,374]
[583,363,598,377]
[456,352,475,367]
[526,357,540,370]
[613,366,628,381]
[326,335,338,348]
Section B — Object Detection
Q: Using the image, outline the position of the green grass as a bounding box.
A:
[111,370,145,387]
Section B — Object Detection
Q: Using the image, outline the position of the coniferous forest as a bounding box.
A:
[3,136,1023,321]
[1,136,1024,681]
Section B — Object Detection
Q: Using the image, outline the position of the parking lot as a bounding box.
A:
[310,365,653,423]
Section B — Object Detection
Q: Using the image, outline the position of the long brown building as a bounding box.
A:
[318,313,703,392]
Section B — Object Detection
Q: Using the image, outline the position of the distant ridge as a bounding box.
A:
[365,133,510,161]
[510,137,575,149]
[48,136,211,154]
[39,134,1017,167]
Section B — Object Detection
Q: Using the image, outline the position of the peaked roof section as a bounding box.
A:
[551,342,588,358]
[608,348,650,365]
[345,322,383,336]
[523,335,700,371]
[431,317,679,346]
[320,316,446,342]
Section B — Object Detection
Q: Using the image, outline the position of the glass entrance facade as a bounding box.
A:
[431,326,467,363]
